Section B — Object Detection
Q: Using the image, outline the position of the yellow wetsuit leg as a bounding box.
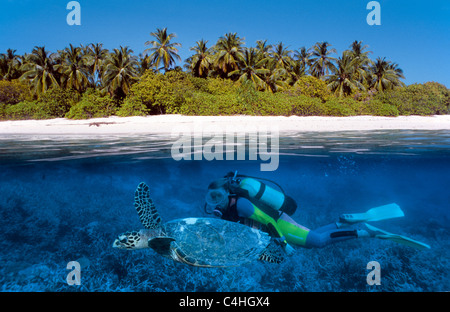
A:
[248,206,310,247]
[276,218,309,246]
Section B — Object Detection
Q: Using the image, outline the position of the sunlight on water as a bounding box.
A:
[1,130,449,163]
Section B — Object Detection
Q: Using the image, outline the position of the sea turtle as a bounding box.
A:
[113,182,284,267]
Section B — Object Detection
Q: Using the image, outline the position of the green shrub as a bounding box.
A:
[0,88,80,120]
[180,92,244,116]
[204,78,239,95]
[287,76,331,101]
[1,100,48,120]
[124,72,249,116]
[38,88,79,118]
[66,90,117,119]
[116,97,149,117]
[375,82,449,115]
[0,103,6,119]
[0,80,32,105]
[124,70,201,115]
[250,92,290,116]
[423,82,450,113]
[235,81,263,115]
[364,99,399,116]
[319,97,359,116]
[290,95,326,116]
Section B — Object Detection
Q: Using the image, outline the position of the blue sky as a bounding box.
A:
[1,0,449,87]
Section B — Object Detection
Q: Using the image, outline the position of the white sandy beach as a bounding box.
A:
[0,115,449,135]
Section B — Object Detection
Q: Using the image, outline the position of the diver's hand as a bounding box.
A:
[273,237,295,256]
[284,243,295,256]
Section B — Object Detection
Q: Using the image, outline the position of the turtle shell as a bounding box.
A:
[162,217,270,267]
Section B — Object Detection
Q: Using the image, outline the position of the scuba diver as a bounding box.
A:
[204,171,430,257]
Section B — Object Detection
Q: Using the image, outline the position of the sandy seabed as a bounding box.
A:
[0,115,449,135]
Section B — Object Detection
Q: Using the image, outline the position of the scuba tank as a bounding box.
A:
[225,171,297,216]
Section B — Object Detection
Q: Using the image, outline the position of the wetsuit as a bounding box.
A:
[223,197,358,249]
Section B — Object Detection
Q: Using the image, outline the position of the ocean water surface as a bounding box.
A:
[0,130,449,292]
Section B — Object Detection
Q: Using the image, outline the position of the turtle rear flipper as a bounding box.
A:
[135,182,162,229]
[148,236,175,256]
[258,240,285,264]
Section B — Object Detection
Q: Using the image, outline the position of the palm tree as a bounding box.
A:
[255,40,272,60]
[102,46,139,98]
[293,47,311,72]
[270,42,293,70]
[212,32,245,78]
[20,46,60,96]
[349,41,371,62]
[57,44,90,92]
[348,40,372,84]
[0,54,7,79]
[144,28,182,72]
[261,58,289,93]
[309,41,337,79]
[327,50,365,97]
[85,43,109,87]
[137,53,153,76]
[229,47,270,90]
[369,57,405,92]
[387,62,405,82]
[0,49,23,80]
[287,60,307,87]
[264,68,289,93]
[185,39,212,78]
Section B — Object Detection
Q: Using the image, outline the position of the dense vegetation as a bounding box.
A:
[1,29,449,119]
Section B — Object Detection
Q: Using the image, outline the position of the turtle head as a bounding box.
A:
[113,230,150,250]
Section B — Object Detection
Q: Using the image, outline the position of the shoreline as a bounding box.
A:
[0,115,449,135]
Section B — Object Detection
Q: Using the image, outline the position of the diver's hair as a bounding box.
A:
[207,178,228,190]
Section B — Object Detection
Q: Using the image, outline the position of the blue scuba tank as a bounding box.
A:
[228,174,297,216]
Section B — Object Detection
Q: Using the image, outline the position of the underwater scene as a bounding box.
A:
[0,130,449,292]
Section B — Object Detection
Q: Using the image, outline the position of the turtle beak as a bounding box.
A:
[112,238,121,248]
[112,235,127,249]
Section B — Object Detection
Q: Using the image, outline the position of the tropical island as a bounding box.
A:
[1,28,449,120]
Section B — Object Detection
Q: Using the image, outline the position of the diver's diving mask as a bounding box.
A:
[204,188,229,217]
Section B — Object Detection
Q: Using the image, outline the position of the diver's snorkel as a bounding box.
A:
[231,170,239,182]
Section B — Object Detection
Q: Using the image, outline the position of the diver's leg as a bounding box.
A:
[313,222,340,233]
[305,228,359,248]
[275,213,310,247]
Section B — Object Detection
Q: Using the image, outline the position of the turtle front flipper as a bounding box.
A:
[148,236,176,257]
[149,237,211,267]
[135,182,162,229]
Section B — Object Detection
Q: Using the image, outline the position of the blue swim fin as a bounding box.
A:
[340,203,404,224]
[364,223,431,250]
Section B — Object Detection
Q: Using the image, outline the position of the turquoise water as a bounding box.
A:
[0,130,449,292]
